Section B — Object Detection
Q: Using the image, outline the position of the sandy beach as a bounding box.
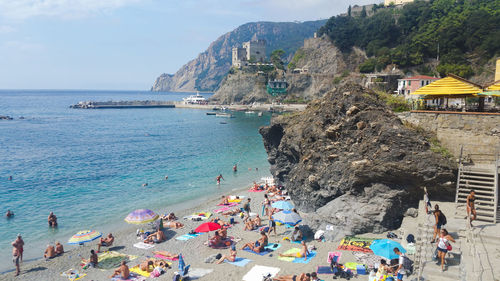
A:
[2,179,414,281]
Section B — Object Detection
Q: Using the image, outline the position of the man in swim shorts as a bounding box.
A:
[98,233,114,252]
[12,238,21,276]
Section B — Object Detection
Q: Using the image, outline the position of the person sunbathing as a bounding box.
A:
[220,195,229,205]
[240,231,268,253]
[162,212,177,221]
[55,241,64,256]
[208,231,223,247]
[163,220,184,228]
[44,244,56,259]
[139,260,154,273]
[144,230,166,244]
[279,241,309,261]
[98,233,114,252]
[212,217,229,227]
[244,220,256,231]
[219,227,228,239]
[274,273,311,281]
[152,251,179,260]
[222,208,240,216]
[110,261,129,279]
[216,246,237,264]
[253,214,261,226]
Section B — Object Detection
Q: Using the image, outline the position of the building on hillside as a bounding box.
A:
[384,0,414,6]
[495,58,500,81]
[232,39,267,68]
[397,75,439,99]
[364,73,402,91]
[267,79,288,96]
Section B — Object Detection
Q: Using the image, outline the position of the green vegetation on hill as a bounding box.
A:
[318,0,500,78]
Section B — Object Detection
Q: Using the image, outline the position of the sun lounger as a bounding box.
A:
[242,265,280,281]
[227,257,252,267]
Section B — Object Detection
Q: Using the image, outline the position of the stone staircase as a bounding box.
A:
[455,165,498,223]
[414,201,463,281]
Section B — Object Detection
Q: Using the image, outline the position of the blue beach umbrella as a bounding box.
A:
[271,200,294,210]
[370,239,406,260]
[272,210,302,225]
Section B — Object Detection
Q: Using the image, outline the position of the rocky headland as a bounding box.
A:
[259,84,457,240]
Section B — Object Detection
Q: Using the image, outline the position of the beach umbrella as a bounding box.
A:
[370,239,406,260]
[271,200,294,210]
[195,222,221,233]
[68,230,102,245]
[124,209,158,224]
[272,210,302,225]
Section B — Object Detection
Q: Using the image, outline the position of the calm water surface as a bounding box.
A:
[0,90,270,270]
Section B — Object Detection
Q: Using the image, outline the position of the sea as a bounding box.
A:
[0,90,271,272]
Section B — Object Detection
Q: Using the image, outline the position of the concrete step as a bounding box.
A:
[457,192,496,200]
[461,168,496,174]
[457,183,497,191]
[457,198,496,205]
[460,173,495,180]
[458,180,495,187]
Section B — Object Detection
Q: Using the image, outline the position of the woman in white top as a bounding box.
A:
[436,228,455,271]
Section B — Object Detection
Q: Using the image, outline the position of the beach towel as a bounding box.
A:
[193,212,212,219]
[214,206,232,213]
[292,251,316,264]
[242,265,280,281]
[317,266,336,274]
[277,248,301,262]
[175,233,202,241]
[187,268,213,279]
[264,243,282,251]
[248,189,265,192]
[345,262,363,271]
[243,247,271,256]
[337,236,375,253]
[129,266,151,278]
[61,269,86,281]
[226,257,252,267]
[133,242,154,250]
[327,251,342,263]
[228,195,245,200]
[154,254,178,261]
[228,199,242,203]
[98,251,138,270]
[110,273,145,281]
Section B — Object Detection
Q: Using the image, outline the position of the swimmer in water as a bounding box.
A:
[233,164,237,172]
[8,176,13,181]
[142,183,148,187]
[216,174,224,185]
[6,210,14,218]
[164,175,168,180]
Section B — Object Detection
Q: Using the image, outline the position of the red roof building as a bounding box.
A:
[397,75,439,98]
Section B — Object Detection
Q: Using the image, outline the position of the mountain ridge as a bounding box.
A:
[151,20,326,92]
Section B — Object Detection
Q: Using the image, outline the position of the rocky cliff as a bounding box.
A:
[211,72,270,104]
[260,84,456,240]
[151,20,326,92]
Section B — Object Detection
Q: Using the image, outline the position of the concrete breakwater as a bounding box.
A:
[70,100,307,112]
[70,100,175,109]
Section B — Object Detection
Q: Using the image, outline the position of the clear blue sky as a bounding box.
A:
[0,0,375,90]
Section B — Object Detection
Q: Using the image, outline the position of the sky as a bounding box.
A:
[0,0,376,90]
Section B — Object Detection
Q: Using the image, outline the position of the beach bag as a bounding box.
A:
[402,255,414,275]
[314,230,325,240]
[447,243,452,251]
[438,212,447,225]
[406,234,415,244]
[215,253,222,260]
[229,218,235,224]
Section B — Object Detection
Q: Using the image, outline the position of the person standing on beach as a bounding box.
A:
[216,174,224,185]
[432,204,446,243]
[243,198,251,216]
[466,190,477,226]
[14,234,24,261]
[393,247,408,281]
[12,237,21,276]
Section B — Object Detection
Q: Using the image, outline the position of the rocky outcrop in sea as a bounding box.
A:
[259,84,456,240]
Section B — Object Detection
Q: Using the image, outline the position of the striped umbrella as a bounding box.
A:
[272,210,302,225]
[68,230,102,245]
[271,200,294,210]
[124,209,158,224]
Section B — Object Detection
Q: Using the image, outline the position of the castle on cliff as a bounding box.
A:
[232,39,266,68]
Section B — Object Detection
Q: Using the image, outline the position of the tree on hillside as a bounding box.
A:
[271,49,286,70]
[361,6,367,18]
[348,5,352,17]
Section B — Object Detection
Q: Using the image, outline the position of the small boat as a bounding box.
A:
[206,112,216,115]
[219,121,227,124]
[216,113,234,118]
[245,111,256,114]
[258,112,263,117]
[183,93,206,104]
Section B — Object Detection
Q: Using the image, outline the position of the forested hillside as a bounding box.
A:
[318,0,500,78]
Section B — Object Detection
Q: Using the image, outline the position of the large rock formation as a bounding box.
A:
[211,72,270,104]
[260,84,456,239]
[151,20,326,92]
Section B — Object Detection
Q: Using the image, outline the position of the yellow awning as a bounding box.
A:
[411,75,482,96]
[485,80,500,91]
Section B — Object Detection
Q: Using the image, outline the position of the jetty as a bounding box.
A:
[70,100,307,112]
[70,100,175,109]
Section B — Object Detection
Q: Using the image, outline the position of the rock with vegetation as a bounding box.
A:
[151,20,326,92]
[259,83,456,239]
[211,72,270,104]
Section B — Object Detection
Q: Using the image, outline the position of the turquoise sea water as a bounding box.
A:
[0,90,270,270]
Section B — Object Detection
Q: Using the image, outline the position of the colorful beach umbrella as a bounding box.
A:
[369,239,406,260]
[124,209,159,224]
[271,200,294,210]
[68,230,102,245]
[272,210,302,225]
[195,222,221,233]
